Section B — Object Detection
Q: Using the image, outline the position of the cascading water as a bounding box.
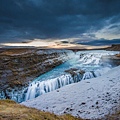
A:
[24,50,119,102]
[25,74,74,100]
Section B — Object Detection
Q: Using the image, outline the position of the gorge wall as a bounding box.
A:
[0,48,74,102]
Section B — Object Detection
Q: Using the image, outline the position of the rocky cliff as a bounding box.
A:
[0,48,74,102]
[106,44,120,51]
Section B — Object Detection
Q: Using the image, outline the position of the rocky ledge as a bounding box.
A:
[0,48,74,102]
[106,44,120,51]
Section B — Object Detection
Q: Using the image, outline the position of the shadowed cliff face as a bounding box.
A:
[106,44,120,51]
[0,48,73,101]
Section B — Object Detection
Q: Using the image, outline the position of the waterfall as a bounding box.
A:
[25,65,112,101]
[25,70,104,101]
[25,73,85,101]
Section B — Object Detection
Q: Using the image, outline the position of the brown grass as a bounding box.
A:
[0,100,120,120]
[0,48,33,56]
[0,99,83,120]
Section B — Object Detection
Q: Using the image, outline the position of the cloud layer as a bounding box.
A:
[0,0,120,45]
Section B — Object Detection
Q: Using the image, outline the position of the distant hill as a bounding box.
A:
[106,44,120,51]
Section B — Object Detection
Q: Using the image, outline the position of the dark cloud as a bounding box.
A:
[77,39,120,46]
[0,0,120,43]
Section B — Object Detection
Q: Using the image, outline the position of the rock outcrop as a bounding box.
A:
[0,48,74,102]
[106,44,120,51]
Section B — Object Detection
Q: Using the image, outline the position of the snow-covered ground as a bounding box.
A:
[22,65,120,119]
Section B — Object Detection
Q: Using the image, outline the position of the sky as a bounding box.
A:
[0,0,120,48]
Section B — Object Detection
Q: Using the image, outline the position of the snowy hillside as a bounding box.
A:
[22,65,120,119]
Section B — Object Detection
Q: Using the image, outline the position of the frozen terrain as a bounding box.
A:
[22,65,120,119]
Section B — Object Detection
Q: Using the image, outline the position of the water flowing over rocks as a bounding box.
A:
[25,69,85,101]
[24,66,112,102]
[0,49,74,102]
[23,50,119,102]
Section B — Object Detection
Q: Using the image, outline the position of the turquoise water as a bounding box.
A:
[33,50,118,82]
[34,56,80,82]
